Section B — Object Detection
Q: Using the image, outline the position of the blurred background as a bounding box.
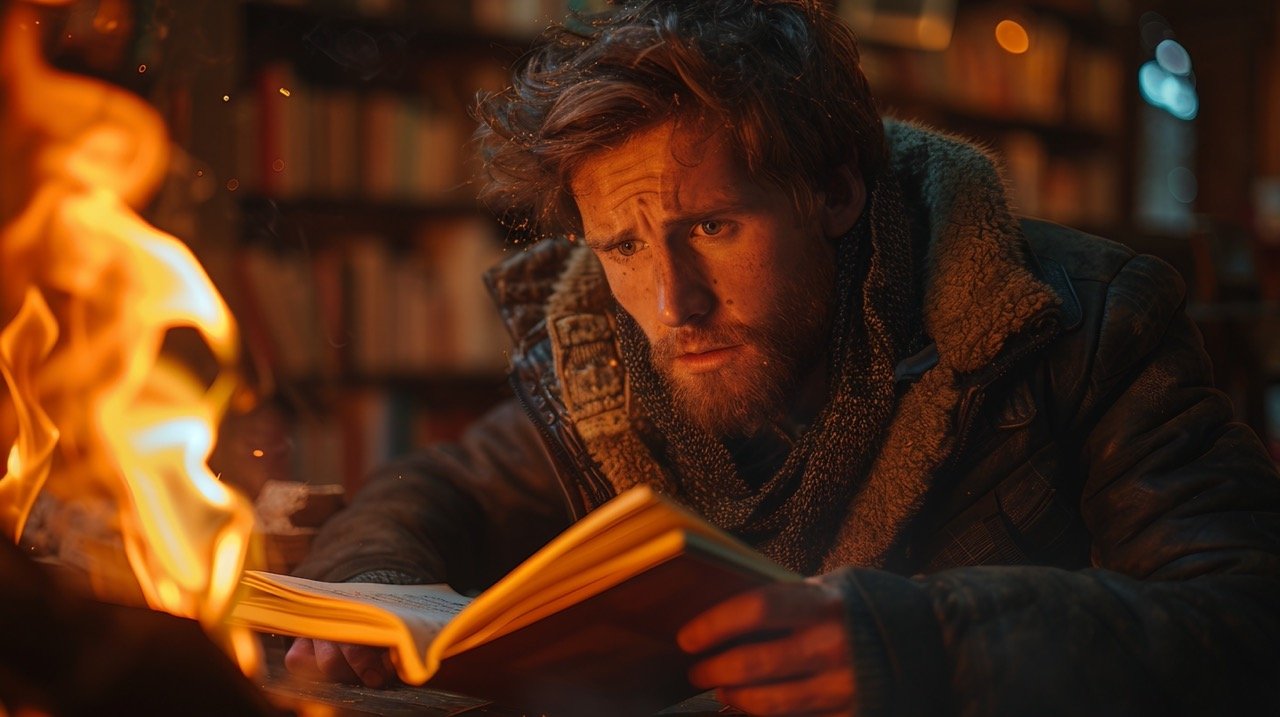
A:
[34,0,1280,505]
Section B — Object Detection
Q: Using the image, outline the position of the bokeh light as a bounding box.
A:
[1139,60,1198,120]
[995,20,1029,54]
[1167,167,1198,203]
[1139,11,1174,51]
[1155,39,1191,76]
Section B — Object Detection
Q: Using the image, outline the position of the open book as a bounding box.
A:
[230,486,798,715]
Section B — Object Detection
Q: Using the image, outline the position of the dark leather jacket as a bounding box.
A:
[299,126,1280,715]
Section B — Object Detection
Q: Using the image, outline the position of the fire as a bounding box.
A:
[0,289,59,541]
[0,1,258,672]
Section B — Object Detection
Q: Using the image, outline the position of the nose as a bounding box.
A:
[653,246,714,327]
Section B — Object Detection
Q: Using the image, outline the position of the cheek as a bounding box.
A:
[602,264,650,319]
[710,256,772,317]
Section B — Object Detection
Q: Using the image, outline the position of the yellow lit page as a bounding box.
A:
[232,571,471,684]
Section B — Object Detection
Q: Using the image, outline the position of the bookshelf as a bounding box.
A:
[190,0,618,495]
[854,0,1132,234]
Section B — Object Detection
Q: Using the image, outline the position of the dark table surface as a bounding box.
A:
[258,643,745,717]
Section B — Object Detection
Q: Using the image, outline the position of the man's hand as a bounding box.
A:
[677,578,857,716]
[284,638,398,688]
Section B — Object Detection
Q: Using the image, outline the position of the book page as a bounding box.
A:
[239,572,471,648]
[273,578,471,623]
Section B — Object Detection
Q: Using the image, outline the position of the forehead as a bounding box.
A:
[569,122,758,221]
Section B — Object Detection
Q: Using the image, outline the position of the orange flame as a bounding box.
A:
[0,288,60,542]
[1,2,258,672]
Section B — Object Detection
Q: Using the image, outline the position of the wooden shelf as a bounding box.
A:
[259,369,511,412]
[241,0,535,87]
[240,193,485,219]
[283,371,509,393]
[876,93,1118,146]
[236,193,497,245]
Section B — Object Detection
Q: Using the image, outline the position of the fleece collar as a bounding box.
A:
[819,120,1063,569]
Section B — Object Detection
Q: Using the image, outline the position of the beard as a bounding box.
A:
[649,248,836,438]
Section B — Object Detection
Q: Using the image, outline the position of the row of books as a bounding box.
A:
[254,0,611,38]
[1065,45,1125,134]
[473,0,612,36]
[215,362,503,494]
[288,388,485,491]
[232,63,473,201]
[860,9,1123,133]
[234,216,510,383]
[1000,131,1120,229]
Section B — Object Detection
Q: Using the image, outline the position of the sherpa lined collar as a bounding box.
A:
[884,119,1063,376]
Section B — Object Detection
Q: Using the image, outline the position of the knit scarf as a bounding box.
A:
[612,173,919,575]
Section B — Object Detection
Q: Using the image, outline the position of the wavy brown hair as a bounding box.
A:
[473,0,886,238]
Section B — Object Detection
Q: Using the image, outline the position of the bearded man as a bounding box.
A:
[287,1,1280,714]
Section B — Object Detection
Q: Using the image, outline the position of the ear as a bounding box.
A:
[817,164,866,239]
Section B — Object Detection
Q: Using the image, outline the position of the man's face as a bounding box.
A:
[570,121,842,437]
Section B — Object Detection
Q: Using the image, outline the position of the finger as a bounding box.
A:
[718,667,856,716]
[340,643,397,688]
[311,639,362,683]
[678,581,840,654]
[690,618,850,688]
[284,638,321,679]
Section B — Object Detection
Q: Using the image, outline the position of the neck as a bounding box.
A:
[723,358,829,484]
[780,358,830,438]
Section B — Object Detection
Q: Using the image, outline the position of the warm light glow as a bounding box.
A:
[252,449,264,458]
[278,87,291,97]
[210,529,247,619]
[0,1,259,674]
[915,16,953,51]
[229,621,264,676]
[995,20,1029,54]
[0,290,60,542]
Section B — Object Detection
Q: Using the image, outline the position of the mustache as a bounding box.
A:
[650,322,753,362]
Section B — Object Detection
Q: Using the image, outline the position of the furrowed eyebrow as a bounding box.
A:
[584,229,637,251]
[678,199,751,223]
[663,204,748,235]
[582,200,749,250]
